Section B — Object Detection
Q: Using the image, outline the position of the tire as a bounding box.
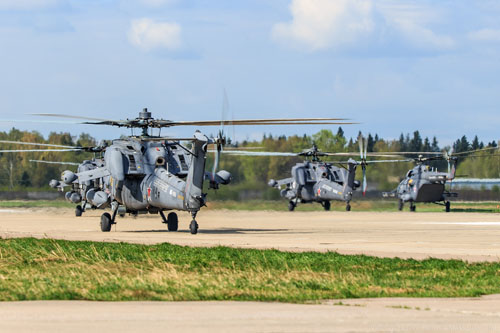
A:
[410,204,416,212]
[445,201,451,212]
[189,220,198,235]
[100,213,112,232]
[75,205,83,217]
[167,212,178,232]
[345,203,351,212]
[323,201,331,211]
[398,200,404,211]
[288,201,296,211]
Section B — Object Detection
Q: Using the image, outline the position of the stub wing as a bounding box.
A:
[269,177,293,188]
[76,167,111,183]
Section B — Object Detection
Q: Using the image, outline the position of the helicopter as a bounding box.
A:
[381,147,499,212]
[0,109,353,234]
[218,137,403,211]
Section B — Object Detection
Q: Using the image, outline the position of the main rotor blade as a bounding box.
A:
[29,159,80,166]
[210,150,298,157]
[29,113,116,122]
[452,147,499,156]
[0,148,82,153]
[169,120,357,126]
[0,119,77,125]
[0,140,78,149]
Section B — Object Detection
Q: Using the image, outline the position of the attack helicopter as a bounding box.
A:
[0,109,353,234]
[382,154,457,212]
[382,147,499,212]
[219,137,404,211]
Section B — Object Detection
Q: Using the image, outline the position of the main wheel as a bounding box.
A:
[323,201,331,211]
[288,201,296,211]
[189,220,198,235]
[345,203,351,212]
[167,212,178,232]
[445,201,451,212]
[100,213,112,232]
[398,199,404,211]
[75,205,83,217]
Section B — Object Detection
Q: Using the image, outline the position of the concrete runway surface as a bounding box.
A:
[2,208,500,332]
[1,208,500,262]
[1,296,500,333]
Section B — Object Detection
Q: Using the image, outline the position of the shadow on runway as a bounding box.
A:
[123,228,312,235]
[450,208,498,213]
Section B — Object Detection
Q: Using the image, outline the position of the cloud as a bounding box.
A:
[468,29,500,42]
[0,0,61,10]
[272,0,454,52]
[128,18,182,51]
[272,0,374,51]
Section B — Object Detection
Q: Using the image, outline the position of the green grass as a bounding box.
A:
[0,200,73,209]
[1,238,500,302]
[207,200,500,213]
[1,199,499,213]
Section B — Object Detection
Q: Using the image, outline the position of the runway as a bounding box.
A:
[1,296,500,333]
[1,208,500,262]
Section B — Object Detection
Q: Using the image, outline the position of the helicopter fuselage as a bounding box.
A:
[269,160,360,211]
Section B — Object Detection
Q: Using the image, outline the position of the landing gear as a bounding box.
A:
[189,211,199,234]
[410,202,416,212]
[323,201,331,211]
[160,211,178,231]
[100,202,118,232]
[398,199,404,211]
[189,220,198,234]
[345,203,351,212]
[75,205,83,217]
[100,213,112,232]
[445,201,451,212]
[288,201,296,211]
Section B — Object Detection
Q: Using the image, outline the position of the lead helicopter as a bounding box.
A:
[218,136,404,211]
[0,109,353,234]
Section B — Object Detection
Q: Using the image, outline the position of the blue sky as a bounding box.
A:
[0,0,499,146]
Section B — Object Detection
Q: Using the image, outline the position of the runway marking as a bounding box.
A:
[423,222,500,226]
[0,209,27,213]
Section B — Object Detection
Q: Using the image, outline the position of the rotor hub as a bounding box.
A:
[139,108,152,120]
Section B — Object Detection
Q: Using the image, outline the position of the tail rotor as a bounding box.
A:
[358,133,368,195]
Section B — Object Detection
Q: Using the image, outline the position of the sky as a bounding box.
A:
[0,0,499,146]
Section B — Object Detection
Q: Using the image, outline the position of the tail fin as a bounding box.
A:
[448,159,457,180]
[343,159,357,201]
[184,131,208,211]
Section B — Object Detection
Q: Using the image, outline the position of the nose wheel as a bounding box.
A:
[189,220,199,234]
[410,202,416,212]
[345,203,351,211]
[288,201,296,211]
[445,201,451,212]
[189,211,199,234]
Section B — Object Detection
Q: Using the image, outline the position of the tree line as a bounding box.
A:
[0,127,498,192]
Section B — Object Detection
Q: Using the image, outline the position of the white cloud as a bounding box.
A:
[0,0,60,10]
[272,0,454,51]
[468,29,500,42]
[128,18,181,51]
[272,0,374,51]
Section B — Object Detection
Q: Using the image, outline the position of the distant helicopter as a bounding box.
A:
[220,138,402,211]
[381,148,499,212]
[382,154,457,212]
[0,109,353,234]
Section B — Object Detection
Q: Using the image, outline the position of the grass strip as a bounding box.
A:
[0,238,499,302]
[1,199,499,213]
